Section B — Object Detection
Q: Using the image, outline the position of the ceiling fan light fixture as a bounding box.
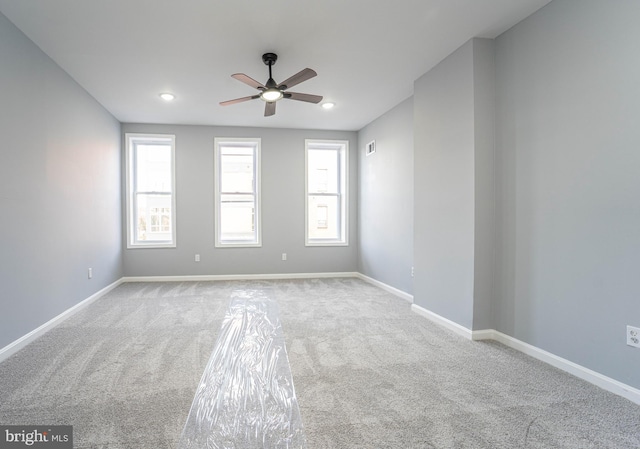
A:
[159,92,175,101]
[322,102,335,109]
[261,88,283,102]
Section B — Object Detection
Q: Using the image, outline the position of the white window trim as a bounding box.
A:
[305,139,349,247]
[125,133,177,249]
[214,137,262,248]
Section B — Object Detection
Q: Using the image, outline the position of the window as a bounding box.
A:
[305,139,348,246]
[215,138,261,247]
[125,133,176,248]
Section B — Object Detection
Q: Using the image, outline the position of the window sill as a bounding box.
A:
[305,241,349,247]
[215,243,262,248]
[127,243,176,249]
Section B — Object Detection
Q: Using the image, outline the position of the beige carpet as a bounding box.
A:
[0,278,639,448]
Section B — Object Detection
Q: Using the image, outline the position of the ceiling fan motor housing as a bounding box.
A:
[262,53,278,66]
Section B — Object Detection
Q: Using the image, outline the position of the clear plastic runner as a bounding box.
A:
[177,290,306,449]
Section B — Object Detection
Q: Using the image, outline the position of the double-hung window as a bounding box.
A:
[214,138,261,247]
[125,133,176,248]
[305,139,348,246]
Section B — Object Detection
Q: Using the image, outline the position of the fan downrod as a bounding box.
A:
[262,53,278,66]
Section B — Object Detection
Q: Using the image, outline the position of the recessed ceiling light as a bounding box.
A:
[159,93,175,101]
[321,102,335,110]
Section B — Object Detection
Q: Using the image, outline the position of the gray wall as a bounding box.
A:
[413,39,495,330]
[0,12,123,349]
[121,124,358,276]
[357,98,414,294]
[494,0,640,388]
[414,39,475,329]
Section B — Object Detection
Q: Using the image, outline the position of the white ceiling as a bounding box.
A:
[0,0,552,131]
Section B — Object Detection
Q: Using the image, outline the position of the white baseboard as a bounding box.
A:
[356,273,413,303]
[123,272,359,283]
[411,303,473,339]
[411,305,640,405]
[488,330,640,405]
[470,329,496,341]
[0,278,124,363]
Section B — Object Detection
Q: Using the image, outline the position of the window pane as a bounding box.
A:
[220,200,255,241]
[220,147,254,193]
[308,195,340,240]
[136,193,172,242]
[308,149,338,193]
[136,144,172,192]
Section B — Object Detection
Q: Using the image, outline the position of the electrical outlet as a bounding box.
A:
[627,325,640,348]
[411,266,414,277]
[282,253,287,261]
[88,268,92,279]
[195,254,200,262]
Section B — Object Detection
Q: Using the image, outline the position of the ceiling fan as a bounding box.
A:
[220,53,323,117]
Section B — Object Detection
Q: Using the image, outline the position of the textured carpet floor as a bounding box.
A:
[0,278,639,448]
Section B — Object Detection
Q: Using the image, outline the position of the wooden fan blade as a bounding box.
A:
[278,68,317,90]
[264,101,276,116]
[220,95,260,106]
[231,73,265,90]
[284,92,323,104]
